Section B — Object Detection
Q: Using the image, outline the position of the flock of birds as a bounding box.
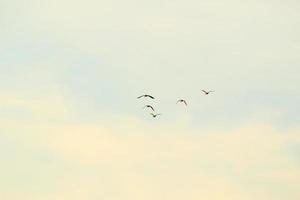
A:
[137,90,214,118]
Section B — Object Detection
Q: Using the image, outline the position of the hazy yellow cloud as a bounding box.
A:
[32,121,299,168]
[0,93,70,119]
[1,116,299,200]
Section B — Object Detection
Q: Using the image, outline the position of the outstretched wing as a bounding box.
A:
[149,106,155,112]
[183,100,187,106]
[201,90,207,93]
[146,95,155,99]
[137,95,145,99]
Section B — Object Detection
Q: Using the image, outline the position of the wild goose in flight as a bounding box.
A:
[137,94,155,99]
[143,105,155,112]
[201,90,214,95]
[177,99,187,106]
[150,113,161,118]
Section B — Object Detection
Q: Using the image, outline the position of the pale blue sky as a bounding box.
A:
[1,0,299,128]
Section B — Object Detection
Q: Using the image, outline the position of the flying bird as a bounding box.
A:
[137,94,155,99]
[201,90,214,95]
[150,113,161,118]
[177,99,187,106]
[143,105,155,112]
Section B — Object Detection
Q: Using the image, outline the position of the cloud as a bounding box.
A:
[0,93,70,120]
[1,116,299,200]
[33,120,300,168]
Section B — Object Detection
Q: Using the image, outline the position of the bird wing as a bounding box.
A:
[209,90,214,93]
[183,100,187,105]
[147,95,155,99]
[149,106,155,111]
[144,105,155,111]
[201,90,207,93]
[176,100,181,104]
[137,95,144,98]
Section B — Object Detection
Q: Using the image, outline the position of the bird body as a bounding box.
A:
[201,90,214,95]
[150,113,161,118]
[137,94,155,99]
[143,105,155,112]
[177,99,187,106]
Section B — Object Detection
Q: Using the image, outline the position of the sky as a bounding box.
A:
[0,0,300,199]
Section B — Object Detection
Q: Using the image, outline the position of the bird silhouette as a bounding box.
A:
[201,90,214,95]
[150,113,161,118]
[137,94,155,99]
[177,99,187,106]
[143,105,155,112]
